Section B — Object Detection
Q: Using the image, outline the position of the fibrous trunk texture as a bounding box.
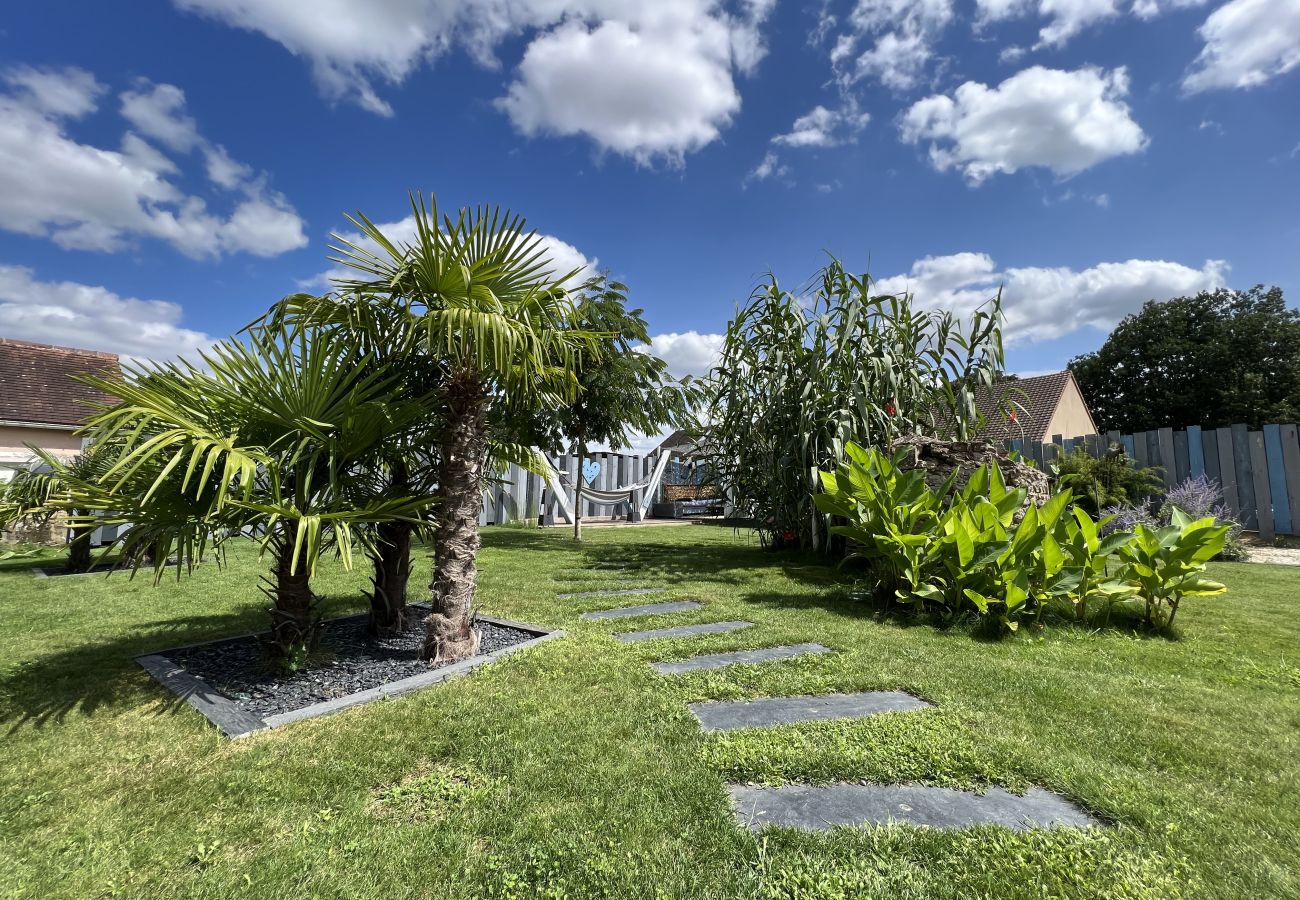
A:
[426,372,487,664]
[891,434,1051,514]
[265,525,320,660]
[369,518,412,637]
[66,515,95,573]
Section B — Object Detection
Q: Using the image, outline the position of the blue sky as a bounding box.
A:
[1,0,1297,388]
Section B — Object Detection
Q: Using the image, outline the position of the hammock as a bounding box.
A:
[542,452,672,523]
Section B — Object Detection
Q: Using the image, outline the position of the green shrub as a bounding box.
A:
[817,442,1226,634]
[1050,445,1164,515]
[1114,507,1230,629]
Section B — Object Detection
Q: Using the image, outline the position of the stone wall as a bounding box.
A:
[891,434,1051,511]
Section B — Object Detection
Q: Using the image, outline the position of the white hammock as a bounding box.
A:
[542,452,672,523]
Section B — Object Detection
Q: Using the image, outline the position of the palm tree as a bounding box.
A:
[560,274,700,540]
[331,193,593,663]
[75,317,439,660]
[0,445,114,573]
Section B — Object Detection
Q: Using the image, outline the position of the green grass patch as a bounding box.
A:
[0,527,1296,898]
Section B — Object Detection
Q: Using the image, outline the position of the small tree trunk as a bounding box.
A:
[67,512,95,573]
[426,371,487,664]
[369,518,412,637]
[265,525,319,661]
[573,442,585,542]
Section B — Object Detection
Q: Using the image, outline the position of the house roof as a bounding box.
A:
[976,371,1076,443]
[0,338,120,428]
[658,428,700,452]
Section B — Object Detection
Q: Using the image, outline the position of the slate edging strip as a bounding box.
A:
[652,642,831,674]
[728,783,1100,832]
[135,612,563,740]
[581,600,702,621]
[558,588,666,600]
[689,690,932,732]
[615,620,753,643]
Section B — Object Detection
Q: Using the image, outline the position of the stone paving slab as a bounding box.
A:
[729,783,1099,832]
[689,691,931,732]
[615,620,754,643]
[652,643,831,674]
[580,601,702,621]
[558,588,666,600]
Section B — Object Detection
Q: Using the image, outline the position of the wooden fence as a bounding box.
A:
[481,451,656,526]
[1008,424,1300,538]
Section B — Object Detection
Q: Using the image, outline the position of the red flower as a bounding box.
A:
[884,400,896,417]
[783,530,796,543]
[1008,409,1018,423]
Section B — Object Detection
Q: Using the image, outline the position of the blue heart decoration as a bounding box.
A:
[582,460,602,486]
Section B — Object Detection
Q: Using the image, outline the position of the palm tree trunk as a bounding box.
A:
[573,441,585,542]
[426,371,486,664]
[369,518,412,637]
[66,511,94,573]
[265,523,319,661]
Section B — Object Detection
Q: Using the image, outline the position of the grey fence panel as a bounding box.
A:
[1248,432,1274,540]
[1158,428,1177,488]
[1262,425,1291,536]
[1172,429,1190,484]
[1280,425,1300,535]
[1006,421,1300,535]
[1231,424,1256,529]
[1216,428,1238,515]
[1187,425,1205,478]
[1203,428,1220,487]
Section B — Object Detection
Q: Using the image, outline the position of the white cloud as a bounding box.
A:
[1183,0,1300,93]
[174,0,772,163]
[496,17,741,166]
[874,252,1227,343]
[119,81,201,152]
[975,0,1119,48]
[773,103,870,147]
[2,65,104,118]
[637,330,724,379]
[0,67,306,259]
[975,0,1206,47]
[746,151,789,183]
[309,214,595,291]
[0,264,213,361]
[900,65,1147,184]
[832,0,954,90]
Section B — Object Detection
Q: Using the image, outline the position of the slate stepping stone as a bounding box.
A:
[558,588,665,600]
[689,691,931,732]
[652,643,830,675]
[615,620,754,644]
[581,601,702,621]
[729,783,1099,832]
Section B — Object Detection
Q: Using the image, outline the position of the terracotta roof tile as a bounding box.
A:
[0,338,120,427]
[976,371,1071,443]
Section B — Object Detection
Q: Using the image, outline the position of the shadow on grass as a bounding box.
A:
[740,578,1179,642]
[0,607,272,733]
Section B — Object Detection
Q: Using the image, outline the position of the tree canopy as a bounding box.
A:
[1068,286,1300,433]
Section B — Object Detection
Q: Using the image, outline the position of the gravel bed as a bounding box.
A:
[167,606,538,719]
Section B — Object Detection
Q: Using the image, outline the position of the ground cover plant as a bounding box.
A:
[1,526,1296,898]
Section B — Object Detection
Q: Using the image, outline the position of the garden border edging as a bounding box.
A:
[136,612,564,739]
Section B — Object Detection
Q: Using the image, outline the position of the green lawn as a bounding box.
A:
[1,526,1297,899]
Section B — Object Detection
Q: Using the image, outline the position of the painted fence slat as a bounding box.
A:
[1281,425,1300,536]
[1263,425,1291,536]
[1231,424,1257,529]
[1187,425,1205,478]
[1249,432,1274,541]
[1203,428,1221,487]
[1158,428,1177,488]
[1217,428,1239,517]
[1173,429,1190,484]
[1134,430,1150,470]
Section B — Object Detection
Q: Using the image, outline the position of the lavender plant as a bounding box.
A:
[1161,476,1247,561]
